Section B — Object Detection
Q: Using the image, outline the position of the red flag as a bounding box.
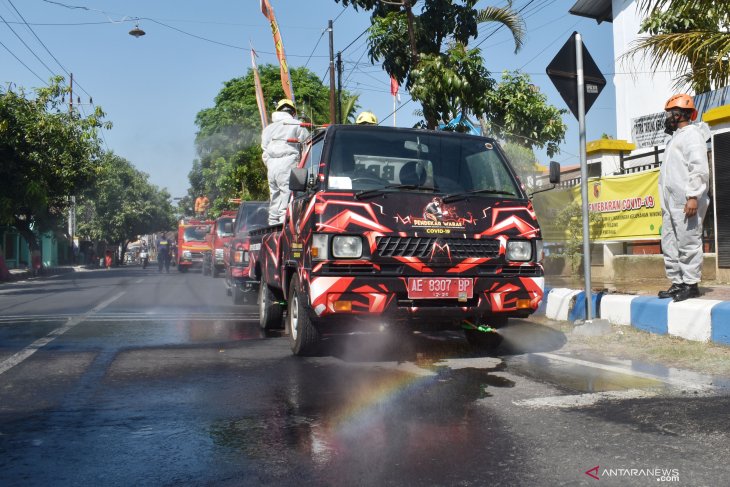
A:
[251,48,268,128]
[390,76,399,97]
[261,0,295,103]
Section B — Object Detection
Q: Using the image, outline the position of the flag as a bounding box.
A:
[390,76,400,101]
[250,47,268,128]
[261,0,295,103]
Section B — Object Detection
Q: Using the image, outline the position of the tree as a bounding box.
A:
[500,141,540,193]
[335,0,525,128]
[77,152,176,260]
[191,65,350,212]
[0,77,107,260]
[483,71,567,158]
[626,0,730,92]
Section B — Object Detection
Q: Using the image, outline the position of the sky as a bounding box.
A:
[1,0,617,199]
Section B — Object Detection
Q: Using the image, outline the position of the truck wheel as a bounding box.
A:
[287,275,320,356]
[232,284,246,305]
[212,264,220,278]
[259,284,283,330]
[178,266,188,273]
[202,257,210,276]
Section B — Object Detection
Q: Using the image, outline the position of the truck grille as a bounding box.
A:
[375,237,500,260]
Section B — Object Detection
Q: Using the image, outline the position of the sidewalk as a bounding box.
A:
[3,264,96,282]
[541,276,730,347]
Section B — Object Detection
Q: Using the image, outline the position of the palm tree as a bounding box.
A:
[624,0,730,92]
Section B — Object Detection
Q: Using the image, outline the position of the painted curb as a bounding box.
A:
[545,288,581,321]
[599,294,637,326]
[541,287,730,346]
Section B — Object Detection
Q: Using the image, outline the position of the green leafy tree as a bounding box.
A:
[0,77,107,258]
[191,65,350,211]
[500,141,540,193]
[335,0,525,128]
[77,152,176,259]
[626,0,730,92]
[483,71,567,158]
[554,202,604,273]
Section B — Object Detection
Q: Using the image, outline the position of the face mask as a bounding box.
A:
[664,110,685,135]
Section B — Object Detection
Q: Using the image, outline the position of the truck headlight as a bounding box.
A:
[182,250,192,259]
[506,240,531,261]
[332,236,362,258]
[233,250,247,264]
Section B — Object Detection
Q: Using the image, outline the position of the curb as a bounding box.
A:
[539,287,730,346]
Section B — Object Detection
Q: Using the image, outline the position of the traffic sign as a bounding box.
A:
[546,32,606,120]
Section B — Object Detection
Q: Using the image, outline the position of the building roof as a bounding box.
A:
[569,0,613,23]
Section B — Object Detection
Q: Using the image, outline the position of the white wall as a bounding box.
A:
[612,0,677,141]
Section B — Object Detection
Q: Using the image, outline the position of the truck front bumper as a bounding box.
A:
[307,275,544,323]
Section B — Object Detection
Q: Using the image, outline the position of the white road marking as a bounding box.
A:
[0,291,126,376]
[533,352,711,391]
[512,389,663,409]
[134,278,144,283]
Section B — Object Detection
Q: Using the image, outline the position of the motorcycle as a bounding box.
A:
[140,249,149,269]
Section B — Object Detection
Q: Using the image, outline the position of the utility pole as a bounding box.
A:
[328,20,336,125]
[336,52,343,124]
[69,72,73,111]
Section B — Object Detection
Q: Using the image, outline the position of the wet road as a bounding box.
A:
[1,267,730,486]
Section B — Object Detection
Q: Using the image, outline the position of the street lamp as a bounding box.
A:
[129,23,146,38]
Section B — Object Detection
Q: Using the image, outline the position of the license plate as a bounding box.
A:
[407,277,473,300]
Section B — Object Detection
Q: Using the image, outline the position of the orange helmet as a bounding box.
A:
[665,94,697,120]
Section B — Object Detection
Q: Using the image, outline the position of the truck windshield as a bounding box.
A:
[326,128,521,198]
[235,203,269,234]
[183,225,210,242]
[216,218,234,237]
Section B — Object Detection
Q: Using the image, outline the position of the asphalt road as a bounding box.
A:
[1,266,729,486]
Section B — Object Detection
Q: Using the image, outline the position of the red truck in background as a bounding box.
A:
[202,210,237,278]
[224,201,269,304]
[248,124,560,355]
[176,218,213,272]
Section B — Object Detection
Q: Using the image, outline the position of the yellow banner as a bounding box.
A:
[533,169,662,242]
[261,0,295,103]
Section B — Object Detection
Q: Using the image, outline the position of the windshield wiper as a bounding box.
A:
[354,184,437,200]
[442,188,515,203]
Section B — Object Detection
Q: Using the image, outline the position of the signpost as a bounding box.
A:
[547,32,606,322]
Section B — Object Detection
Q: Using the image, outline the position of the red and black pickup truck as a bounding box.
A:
[224,201,269,304]
[203,210,237,278]
[248,124,560,355]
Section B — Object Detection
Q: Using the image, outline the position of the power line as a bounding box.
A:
[0,38,47,84]
[0,12,57,78]
[6,0,92,98]
[378,98,412,125]
[303,28,327,69]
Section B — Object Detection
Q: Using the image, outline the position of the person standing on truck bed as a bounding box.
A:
[261,99,310,225]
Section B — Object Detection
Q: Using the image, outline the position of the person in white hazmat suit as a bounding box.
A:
[657,94,711,302]
[261,99,310,225]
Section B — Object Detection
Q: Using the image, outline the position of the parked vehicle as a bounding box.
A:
[224,201,269,304]
[176,218,213,272]
[140,249,149,269]
[247,124,560,355]
[203,211,237,278]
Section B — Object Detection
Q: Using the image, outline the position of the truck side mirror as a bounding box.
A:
[290,168,308,192]
[549,160,561,184]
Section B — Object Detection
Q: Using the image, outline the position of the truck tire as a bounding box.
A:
[202,256,210,276]
[259,283,283,330]
[287,275,320,356]
[212,264,220,278]
[232,284,246,305]
[178,265,188,273]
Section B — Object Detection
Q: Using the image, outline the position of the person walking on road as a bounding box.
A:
[657,94,711,302]
[156,234,172,273]
[261,99,309,225]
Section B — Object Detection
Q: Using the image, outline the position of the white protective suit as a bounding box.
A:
[261,111,309,225]
[659,122,711,285]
